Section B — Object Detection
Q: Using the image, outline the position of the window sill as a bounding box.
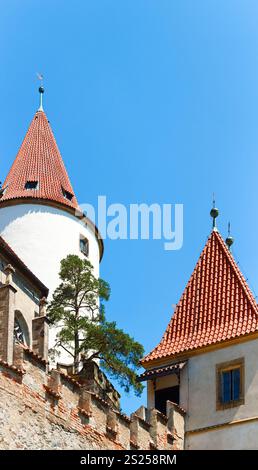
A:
[216,397,244,411]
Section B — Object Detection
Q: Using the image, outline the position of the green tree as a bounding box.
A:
[47,255,144,396]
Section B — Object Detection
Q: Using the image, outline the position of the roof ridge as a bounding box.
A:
[212,230,258,313]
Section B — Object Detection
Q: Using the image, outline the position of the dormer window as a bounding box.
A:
[80,235,89,257]
[62,187,73,201]
[25,181,38,190]
[0,184,8,198]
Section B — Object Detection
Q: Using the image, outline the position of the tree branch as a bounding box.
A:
[56,341,75,359]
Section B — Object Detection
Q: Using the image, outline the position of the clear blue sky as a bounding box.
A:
[1,1,258,414]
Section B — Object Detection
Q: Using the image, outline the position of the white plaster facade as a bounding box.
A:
[0,202,101,364]
[147,337,258,449]
[0,203,100,293]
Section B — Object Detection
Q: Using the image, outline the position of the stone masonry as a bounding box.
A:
[0,343,185,450]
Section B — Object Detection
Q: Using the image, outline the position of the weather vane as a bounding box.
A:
[36,72,44,111]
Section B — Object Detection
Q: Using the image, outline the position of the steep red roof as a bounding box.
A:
[142,230,258,364]
[0,110,78,210]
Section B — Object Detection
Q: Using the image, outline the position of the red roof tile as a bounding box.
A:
[0,110,78,210]
[142,230,258,364]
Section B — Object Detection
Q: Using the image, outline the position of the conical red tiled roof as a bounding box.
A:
[0,110,78,210]
[142,230,258,364]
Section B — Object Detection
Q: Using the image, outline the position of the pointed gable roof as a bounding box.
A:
[142,230,258,365]
[0,110,78,210]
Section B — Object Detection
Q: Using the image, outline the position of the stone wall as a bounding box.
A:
[0,344,185,450]
[77,360,121,410]
[0,284,16,363]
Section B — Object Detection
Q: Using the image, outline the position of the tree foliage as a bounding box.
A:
[47,255,144,396]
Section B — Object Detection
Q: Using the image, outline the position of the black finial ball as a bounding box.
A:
[210,207,219,219]
[39,86,44,94]
[226,236,234,248]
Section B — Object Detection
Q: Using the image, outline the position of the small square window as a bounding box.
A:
[80,236,89,257]
[62,187,73,201]
[216,358,244,410]
[25,181,38,190]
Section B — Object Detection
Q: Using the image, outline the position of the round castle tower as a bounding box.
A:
[0,88,103,363]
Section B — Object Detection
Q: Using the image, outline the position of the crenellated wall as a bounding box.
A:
[0,344,185,450]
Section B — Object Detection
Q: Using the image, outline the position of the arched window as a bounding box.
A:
[13,311,30,346]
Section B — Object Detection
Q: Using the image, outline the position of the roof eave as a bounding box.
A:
[141,329,258,369]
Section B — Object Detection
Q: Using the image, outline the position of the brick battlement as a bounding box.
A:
[0,343,184,450]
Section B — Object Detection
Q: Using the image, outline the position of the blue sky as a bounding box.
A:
[1,1,258,414]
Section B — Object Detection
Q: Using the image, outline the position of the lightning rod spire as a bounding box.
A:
[37,73,44,111]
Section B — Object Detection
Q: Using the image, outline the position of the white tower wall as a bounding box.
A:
[0,203,100,290]
[0,203,101,364]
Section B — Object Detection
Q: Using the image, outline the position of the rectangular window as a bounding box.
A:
[216,358,244,410]
[80,236,89,257]
[25,181,38,190]
[221,368,240,403]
